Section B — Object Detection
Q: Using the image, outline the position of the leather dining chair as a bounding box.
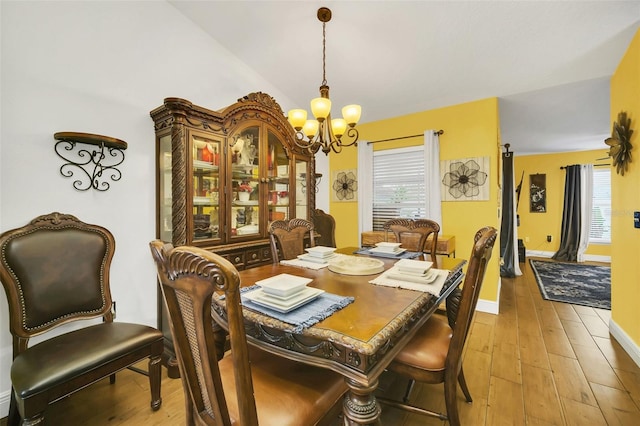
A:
[383,218,440,263]
[0,212,163,426]
[377,226,497,426]
[268,218,316,262]
[149,240,347,426]
[313,208,337,247]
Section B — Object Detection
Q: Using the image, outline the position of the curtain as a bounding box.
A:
[577,164,593,262]
[358,140,373,237]
[553,165,581,261]
[423,130,442,232]
[500,151,522,277]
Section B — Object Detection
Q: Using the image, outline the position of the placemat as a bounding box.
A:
[240,285,354,333]
[369,268,449,296]
[353,247,423,259]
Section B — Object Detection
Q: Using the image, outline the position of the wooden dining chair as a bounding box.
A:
[377,226,497,426]
[268,218,316,262]
[0,212,163,426]
[383,218,440,263]
[149,240,347,426]
[313,208,337,247]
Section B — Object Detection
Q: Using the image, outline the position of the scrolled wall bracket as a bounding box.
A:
[53,132,127,191]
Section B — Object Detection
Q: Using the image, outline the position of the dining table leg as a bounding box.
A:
[343,378,382,425]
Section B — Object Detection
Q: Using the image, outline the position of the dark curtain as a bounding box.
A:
[500,152,517,277]
[553,165,581,261]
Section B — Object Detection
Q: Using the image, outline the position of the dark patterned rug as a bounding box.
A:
[529,259,611,310]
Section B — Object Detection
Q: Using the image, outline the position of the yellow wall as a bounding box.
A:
[330,98,502,304]
[610,29,640,346]
[514,149,611,257]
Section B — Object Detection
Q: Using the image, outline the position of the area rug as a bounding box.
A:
[529,259,611,310]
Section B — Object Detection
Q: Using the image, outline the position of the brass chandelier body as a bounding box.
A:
[288,7,362,155]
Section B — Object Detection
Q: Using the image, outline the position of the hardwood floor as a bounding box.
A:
[2,257,638,425]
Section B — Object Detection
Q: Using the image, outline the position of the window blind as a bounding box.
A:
[589,168,611,244]
[372,147,426,231]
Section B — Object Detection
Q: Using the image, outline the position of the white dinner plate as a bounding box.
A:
[395,259,433,274]
[368,246,407,255]
[304,246,337,257]
[255,273,313,297]
[297,253,336,264]
[244,287,324,313]
[387,268,440,284]
[375,242,402,249]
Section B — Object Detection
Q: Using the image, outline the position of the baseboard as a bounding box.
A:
[609,319,640,368]
[476,277,500,315]
[0,389,9,419]
[526,250,611,263]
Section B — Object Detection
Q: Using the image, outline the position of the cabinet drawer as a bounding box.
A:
[225,251,245,269]
[246,248,263,266]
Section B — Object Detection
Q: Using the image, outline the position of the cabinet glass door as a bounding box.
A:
[267,130,289,222]
[192,134,222,242]
[295,158,309,219]
[230,127,260,238]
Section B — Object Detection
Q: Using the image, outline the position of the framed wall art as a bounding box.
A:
[529,173,546,212]
[440,156,489,201]
[332,169,358,202]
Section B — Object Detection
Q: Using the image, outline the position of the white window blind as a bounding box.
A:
[589,168,611,244]
[372,147,425,231]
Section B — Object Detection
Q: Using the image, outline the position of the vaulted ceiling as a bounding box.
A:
[170,1,640,155]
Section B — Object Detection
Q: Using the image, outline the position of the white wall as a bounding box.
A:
[0,1,310,417]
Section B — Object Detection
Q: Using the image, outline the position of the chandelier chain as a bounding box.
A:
[322,21,327,86]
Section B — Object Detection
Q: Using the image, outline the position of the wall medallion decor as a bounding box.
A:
[529,174,546,213]
[440,157,489,201]
[332,169,358,202]
[605,111,634,176]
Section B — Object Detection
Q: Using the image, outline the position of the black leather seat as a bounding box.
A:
[0,212,163,425]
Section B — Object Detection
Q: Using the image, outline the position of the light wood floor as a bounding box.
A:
[3,258,639,425]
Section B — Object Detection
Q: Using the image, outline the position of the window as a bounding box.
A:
[589,168,611,244]
[372,147,425,230]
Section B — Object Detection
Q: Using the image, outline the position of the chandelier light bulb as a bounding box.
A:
[331,118,347,138]
[310,97,331,121]
[303,120,319,138]
[287,109,307,131]
[342,105,362,127]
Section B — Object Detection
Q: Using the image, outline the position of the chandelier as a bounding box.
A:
[287,7,362,156]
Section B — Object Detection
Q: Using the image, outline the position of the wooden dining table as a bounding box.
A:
[211,247,466,425]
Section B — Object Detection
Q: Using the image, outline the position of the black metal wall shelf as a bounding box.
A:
[53,132,127,191]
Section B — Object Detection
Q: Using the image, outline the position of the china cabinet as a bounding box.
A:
[151,94,316,374]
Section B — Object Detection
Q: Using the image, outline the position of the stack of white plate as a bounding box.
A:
[244,273,324,313]
[297,246,337,264]
[387,259,439,284]
[369,242,406,255]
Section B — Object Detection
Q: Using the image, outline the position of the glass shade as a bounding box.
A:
[331,118,347,138]
[310,97,331,120]
[303,120,319,138]
[287,109,307,130]
[342,104,362,126]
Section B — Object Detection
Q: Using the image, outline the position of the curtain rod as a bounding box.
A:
[560,163,609,169]
[367,129,444,144]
